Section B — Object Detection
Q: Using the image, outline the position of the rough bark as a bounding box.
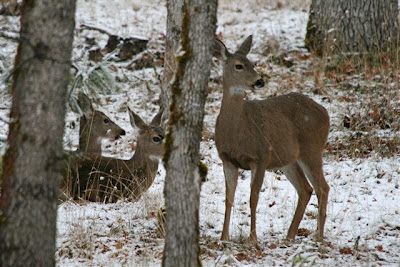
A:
[305,0,399,56]
[161,0,184,120]
[162,0,217,266]
[0,1,76,266]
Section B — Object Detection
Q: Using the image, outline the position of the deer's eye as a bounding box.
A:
[235,64,244,70]
[104,118,110,123]
[153,136,162,143]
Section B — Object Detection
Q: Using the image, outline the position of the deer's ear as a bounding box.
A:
[237,35,252,55]
[77,92,94,118]
[129,108,147,131]
[151,107,164,126]
[214,38,231,61]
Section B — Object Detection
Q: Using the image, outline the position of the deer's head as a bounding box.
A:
[76,93,126,152]
[214,35,264,94]
[129,108,165,159]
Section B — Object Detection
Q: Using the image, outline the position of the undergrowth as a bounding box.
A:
[313,51,400,159]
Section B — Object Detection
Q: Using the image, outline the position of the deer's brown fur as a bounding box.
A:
[214,35,330,247]
[76,92,126,153]
[63,108,164,203]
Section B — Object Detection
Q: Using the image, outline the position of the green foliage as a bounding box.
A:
[67,61,120,108]
[85,65,119,95]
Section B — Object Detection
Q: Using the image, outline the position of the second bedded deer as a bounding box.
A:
[63,108,164,203]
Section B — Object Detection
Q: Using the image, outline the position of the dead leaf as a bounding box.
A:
[130,143,136,151]
[339,247,353,255]
[370,107,379,120]
[212,241,220,250]
[102,245,111,253]
[235,252,248,261]
[269,243,277,249]
[377,172,386,179]
[256,249,265,257]
[297,228,310,237]
[325,72,336,79]
[338,96,354,103]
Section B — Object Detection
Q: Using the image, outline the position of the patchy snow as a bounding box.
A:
[1,0,399,266]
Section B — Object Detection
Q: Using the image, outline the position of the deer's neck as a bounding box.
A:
[79,132,101,153]
[131,146,159,178]
[220,85,245,118]
[79,117,101,153]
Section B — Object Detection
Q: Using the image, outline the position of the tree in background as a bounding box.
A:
[161,0,183,120]
[305,0,399,56]
[162,0,217,265]
[0,0,76,266]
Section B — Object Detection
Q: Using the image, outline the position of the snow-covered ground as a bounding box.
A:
[1,0,399,266]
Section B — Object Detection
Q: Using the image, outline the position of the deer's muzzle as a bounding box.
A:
[254,79,265,88]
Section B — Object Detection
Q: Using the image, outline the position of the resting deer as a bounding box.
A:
[63,107,164,203]
[214,35,330,247]
[73,92,126,153]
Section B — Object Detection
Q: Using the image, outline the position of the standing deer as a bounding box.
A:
[214,35,330,247]
[63,107,164,203]
[74,92,126,153]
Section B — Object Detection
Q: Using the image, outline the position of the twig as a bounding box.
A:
[79,23,112,36]
[0,115,10,124]
[0,30,20,42]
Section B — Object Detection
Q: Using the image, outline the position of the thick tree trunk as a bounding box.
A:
[0,1,76,266]
[162,0,217,266]
[305,0,399,56]
[161,0,184,120]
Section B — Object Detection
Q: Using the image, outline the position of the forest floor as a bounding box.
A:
[1,0,399,266]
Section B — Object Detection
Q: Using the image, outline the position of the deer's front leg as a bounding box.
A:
[221,161,239,241]
[249,164,266,247]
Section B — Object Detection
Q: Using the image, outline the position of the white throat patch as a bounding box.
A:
[229,86,246,95]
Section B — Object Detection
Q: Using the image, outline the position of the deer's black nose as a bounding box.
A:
[120,129,126,136]
[254,79,265,88]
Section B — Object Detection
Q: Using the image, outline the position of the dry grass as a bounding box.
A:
[312,48,400,159]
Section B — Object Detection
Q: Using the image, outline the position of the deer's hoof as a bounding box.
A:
[314,235,324,243]
[249,235,261,249]
[221,234,229,241]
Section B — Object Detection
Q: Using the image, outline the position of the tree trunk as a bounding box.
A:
[0,1,76,266]
[305,0,399,56]
[162,0,217,266]
[161,0,184,120]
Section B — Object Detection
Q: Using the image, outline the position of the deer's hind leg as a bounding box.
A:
[281,162,313,240]
[299,156,329,241]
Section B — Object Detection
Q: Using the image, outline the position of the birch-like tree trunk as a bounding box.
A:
[305,0,399,56]
[162,0,217,266]
[0,1,76,266]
